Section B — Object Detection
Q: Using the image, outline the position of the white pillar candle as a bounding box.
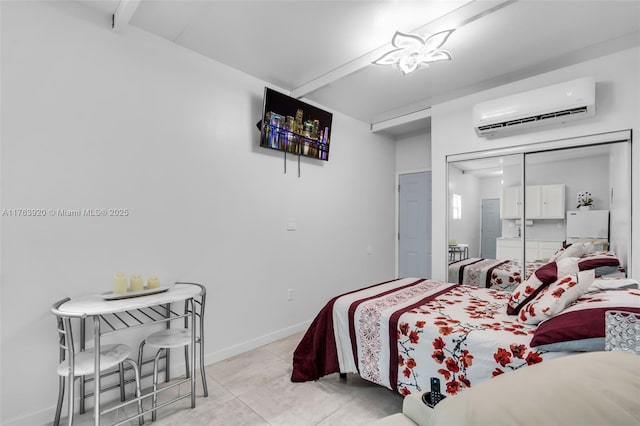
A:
[130,274,144,292]
[114,272,128,294]
[147,276,160,289]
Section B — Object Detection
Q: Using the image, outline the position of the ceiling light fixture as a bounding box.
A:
[373,29,455,75]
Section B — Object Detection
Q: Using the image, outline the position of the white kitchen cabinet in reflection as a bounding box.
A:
[500,184,565,219]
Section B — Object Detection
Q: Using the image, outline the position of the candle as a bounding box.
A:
[147,276,160,289]
[113,272,128,294]
[130,274,144,292]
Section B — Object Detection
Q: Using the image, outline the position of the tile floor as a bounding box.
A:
[70,332,404,426]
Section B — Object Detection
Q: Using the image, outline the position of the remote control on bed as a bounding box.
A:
[430,377,442,405]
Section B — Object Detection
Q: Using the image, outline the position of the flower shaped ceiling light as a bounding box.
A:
[373,29,455,75]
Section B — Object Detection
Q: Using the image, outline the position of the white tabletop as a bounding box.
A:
[58,283,201,316]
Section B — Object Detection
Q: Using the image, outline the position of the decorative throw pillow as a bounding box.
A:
[555,242,591,261]
[518,270,596,325]
[587,277,639,293]
[594,265,624,278]
[534,337,605,352]
[549,247,566,263]
[530,288,640,347]
[578,251,620,271]
[507,257,579,315]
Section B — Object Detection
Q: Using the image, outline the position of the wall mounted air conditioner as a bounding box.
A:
[473,77,595,137]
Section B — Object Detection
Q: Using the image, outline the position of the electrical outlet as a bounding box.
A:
[287,289,294,301]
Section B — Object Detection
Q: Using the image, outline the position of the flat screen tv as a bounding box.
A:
[259,87,333,161]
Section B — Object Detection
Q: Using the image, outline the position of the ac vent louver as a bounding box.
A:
[477,106,590,132]
[473,77,595,137]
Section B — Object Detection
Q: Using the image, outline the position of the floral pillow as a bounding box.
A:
[507,257,579,315]
[518,270,596,325]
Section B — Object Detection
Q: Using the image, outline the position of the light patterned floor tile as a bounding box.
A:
[152,395,268,426]
[316,396,398,426]
[261,331,304,360]
[238,373,356,426]
[204,347,292,396]
[61,333,403,426]
[63,395,143,426]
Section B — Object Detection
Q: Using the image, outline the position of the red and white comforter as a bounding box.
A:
[292,278,569,396]
[449,258,544,291]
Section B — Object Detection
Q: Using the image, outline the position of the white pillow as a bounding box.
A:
[555,242,590,261]
[587,277,639,292]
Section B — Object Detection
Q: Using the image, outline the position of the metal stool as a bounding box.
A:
[137,282,208,421]
[52,298,144,426]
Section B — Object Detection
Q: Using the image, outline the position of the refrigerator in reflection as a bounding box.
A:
[566,210,609,244]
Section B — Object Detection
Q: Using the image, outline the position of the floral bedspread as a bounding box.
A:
[330,278,569,396]
[449,258,544,291]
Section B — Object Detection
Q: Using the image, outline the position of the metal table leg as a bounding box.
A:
[190,298,196,408]
[94,316,101,426]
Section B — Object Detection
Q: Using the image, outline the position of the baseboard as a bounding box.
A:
[4,408,52,426]
[202,320,310,366]
[166,320,311,371]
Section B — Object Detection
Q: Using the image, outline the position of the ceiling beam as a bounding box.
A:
[370,108,431,133]
[291,0,517,100]
[112,0,142,31]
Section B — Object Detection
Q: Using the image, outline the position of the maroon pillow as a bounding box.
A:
[530,288,640,347]
[578,251,621,271]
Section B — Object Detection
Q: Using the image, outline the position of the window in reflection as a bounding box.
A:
[452,194,462,220]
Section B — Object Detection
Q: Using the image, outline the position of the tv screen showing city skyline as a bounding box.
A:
[259,87,333,161]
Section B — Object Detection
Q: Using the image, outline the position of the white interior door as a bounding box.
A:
[481,198,501,259]
[399,172,432,278]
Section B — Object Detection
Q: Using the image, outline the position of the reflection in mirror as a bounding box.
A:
[447,137,631,291]
[447,154,524,290]
[524,142,630,274]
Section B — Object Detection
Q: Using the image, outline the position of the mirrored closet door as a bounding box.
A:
[446,132,631,290]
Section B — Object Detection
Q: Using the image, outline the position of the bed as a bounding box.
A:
[448,250,627,291]
[292,263,640,398]
[448,258,544,291]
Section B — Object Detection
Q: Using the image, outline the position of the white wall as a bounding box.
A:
[431,47,640,280]
[0,2,397,424]
[395,129,431,172]
[448,168,481,257]
[478,176,502,200]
